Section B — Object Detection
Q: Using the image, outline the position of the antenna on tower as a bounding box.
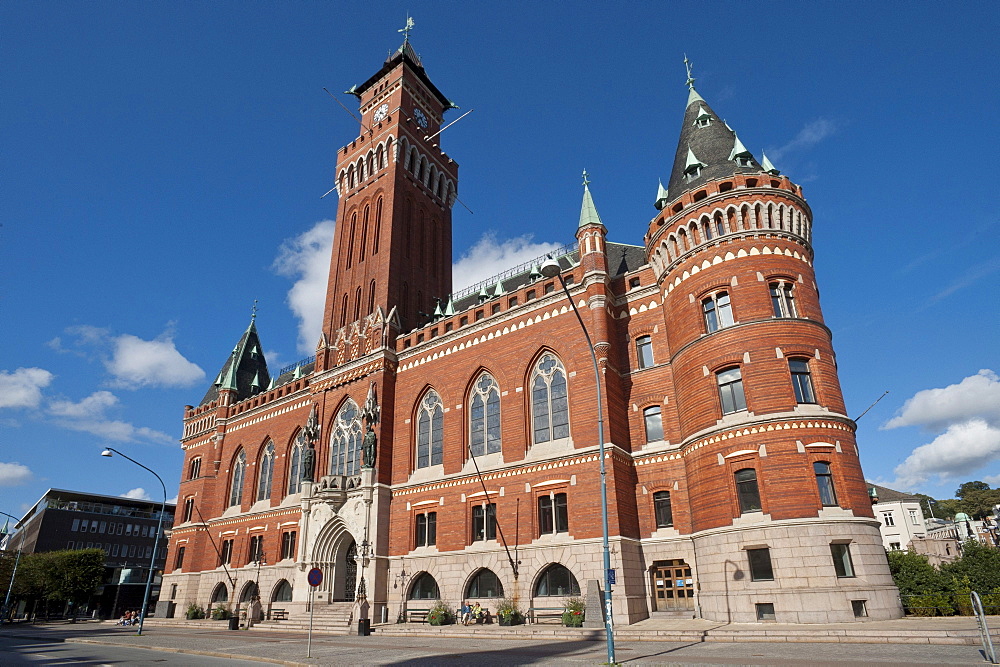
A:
[853,390,889,422]
[423,108,474,142]
[683,53,696,90]
[323,87,370,134]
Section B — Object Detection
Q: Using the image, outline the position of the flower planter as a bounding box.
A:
[498,612,522,626]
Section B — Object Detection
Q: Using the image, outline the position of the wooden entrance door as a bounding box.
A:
[652,559,695,611]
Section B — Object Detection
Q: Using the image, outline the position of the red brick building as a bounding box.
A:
[162,40,901,626]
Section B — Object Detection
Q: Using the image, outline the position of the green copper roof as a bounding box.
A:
[760,151,780,175]
[684,146,707,173]
[491,281,505,298]
[729,134,752,160]
[654,179,669,210]
[443,297,455,316]
[578,178,605,230]
[695,105,712,122]
[687,86,705,107]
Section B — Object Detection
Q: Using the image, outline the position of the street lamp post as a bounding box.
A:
[540,257,616,665]
[1,510,25,625]
[101,447,166,636]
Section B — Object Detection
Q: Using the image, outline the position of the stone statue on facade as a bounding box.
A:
[301,404,320,482]
[360,382,380,469]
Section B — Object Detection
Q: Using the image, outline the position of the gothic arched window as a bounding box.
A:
[469,373,501,456]
[330,401,363,476]
[416,390,443,468]
[287,432,303,495]
[534,563,580,597]
[530,354,569,444]
[466,569,504,599]
[229,450,246,507]
[409,572,439,600]
[256,441,275,502]
[372,197,383,255]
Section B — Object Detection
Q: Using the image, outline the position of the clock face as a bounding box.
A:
[413,107,428,128]
[373,103,388,123]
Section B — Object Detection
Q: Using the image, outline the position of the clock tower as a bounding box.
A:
[319,39,458,355]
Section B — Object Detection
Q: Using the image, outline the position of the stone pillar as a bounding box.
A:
[583,579,604,628]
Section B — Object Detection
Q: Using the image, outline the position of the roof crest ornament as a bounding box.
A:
[398,15,415,44]
[250,299,258,323]
[684,54,695,91]
[582,168,591,188]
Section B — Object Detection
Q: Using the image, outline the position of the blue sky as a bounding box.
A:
[2,3,998,517]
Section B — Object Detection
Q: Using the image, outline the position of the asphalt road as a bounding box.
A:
[0,625,993,666]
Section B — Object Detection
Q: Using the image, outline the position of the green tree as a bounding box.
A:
[954,481,1000,520]
[941,541,1000,593]
[886,550,948,596]
[50,550,105,605]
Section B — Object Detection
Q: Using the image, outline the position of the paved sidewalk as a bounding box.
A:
[1,620,994,666]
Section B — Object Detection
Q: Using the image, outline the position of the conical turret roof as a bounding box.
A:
[578,173,605,230]
[200,318,271,406]
[666,87,762,200]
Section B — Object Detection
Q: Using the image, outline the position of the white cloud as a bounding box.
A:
[166,495,178,505]
[883,369,1000,432]
[48,391,175,445]
[273,220,336,354]
[0,462,33,486]
[0,367,54,409]
[769,118,836,162]
[452,232,562,292]
[892,419,1000,489]
[121,487,152,501]
[107,333,205,389]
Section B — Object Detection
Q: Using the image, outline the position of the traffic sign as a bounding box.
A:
[308,567,323,587]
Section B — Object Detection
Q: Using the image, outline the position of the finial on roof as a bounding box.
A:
[251,299,258,323]
[760,151,781,175]
[491,281,505,298]
[443,296,456,317]
[654,179,669,210]
[398,15,415,44]
[683,54,695,90]
[578,170,605,229]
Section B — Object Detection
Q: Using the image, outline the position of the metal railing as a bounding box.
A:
[450,242,575,302]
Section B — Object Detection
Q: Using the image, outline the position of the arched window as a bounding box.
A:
[467,569,503,599]
[372,197,382,255]
[240,582,259,603]
[330,401,363,476]
[353,286,362,322]
[359,205,369,262]
[211,583,228,603]
[469,373,501,456]
[416,390,444,468]
[702,291,734,332]
[814,461,838,506]
[229,450,246,507]
[409,572,440,600]
[256,441,275,502]
[368,280,376,315]
[340,293,348,328]
[287,433,303,495]
[272,580,293,602]
[188,456,202,480]
[534,564,580,597]
[789,359,816,404]
[346,213,356,269]
[531,354,569,444]
[769,280,797,318]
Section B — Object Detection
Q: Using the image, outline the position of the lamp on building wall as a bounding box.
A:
[539,257,616,666]
[0,510,25,625]
[101,447,166,636]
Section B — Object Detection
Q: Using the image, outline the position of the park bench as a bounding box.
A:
[405,607,430,623]
[526,606,564,624]
[269,608,288,621]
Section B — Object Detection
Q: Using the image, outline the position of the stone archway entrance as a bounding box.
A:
[652,559,695,611]
[310,516,358,604]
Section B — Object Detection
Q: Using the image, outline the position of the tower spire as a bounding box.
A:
[578,169,605,229]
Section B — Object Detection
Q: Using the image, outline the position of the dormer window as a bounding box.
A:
[735,156,752,167]
[694,106,713,128]
[684,165,702,181]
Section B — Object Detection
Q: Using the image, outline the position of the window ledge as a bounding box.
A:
[461,451,504,475]
[248,500,272,514]
[524,437,575,463]
[408,464,445,485]
[533,531,574,546]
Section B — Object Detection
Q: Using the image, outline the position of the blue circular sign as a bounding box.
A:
[308,567,323,587]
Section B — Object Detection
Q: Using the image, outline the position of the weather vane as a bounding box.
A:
[398,15,415,43]
[684,53,695,90]
[251,299,258,323]
[582,169,590,187]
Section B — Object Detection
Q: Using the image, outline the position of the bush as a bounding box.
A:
[496,597,523,625]
[211,605,231,620]
[562,596,585,627]
[185,603,205,620]
[427,600,453,626]
[905,592,954,617]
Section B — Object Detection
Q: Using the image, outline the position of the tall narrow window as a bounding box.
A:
[735,468,762,513]
[653,491,674,528]
[354,286,362,322]
[340,293,348,327]
[416,390,444,468]
[790,359,816,404]
[220,539,233,566]
[538,493,568,535]
[188,457,201,480]
[368,280,376,315]
[415,512,437,547]
[472,503,497,541]
[531,354,569,444]
[330,401,363,476]
[182,497,194,523]
[256,441,275,502]
[359,205,369,262]
[830,543,855,578]
[636,335,654,369]
[702,291,734,332]
[769,281,797,317]
[747,547,774,581]
[229,450,246,507]
[288,433,303,495]
[346,213,356,269]
[281,531,297,560]
[248,535,264,564]
[174,546,185,570]
[643,406,664,442]
[469,374,501,456]
[372,197,382,255]
[814,461,838,506]
[716,367,747,414]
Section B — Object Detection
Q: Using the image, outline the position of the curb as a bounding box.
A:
[66,637,312,666]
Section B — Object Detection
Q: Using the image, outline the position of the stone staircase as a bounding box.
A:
[649,609,697,620]
[254,601,354,635]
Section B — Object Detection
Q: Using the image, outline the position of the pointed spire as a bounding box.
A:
[654,179,669,211]
[251,371,262,392]
[491,281,505,298]
[443,296,456,316]
[578,170,605,229]
[761,151,781,175]
[432,299,444,319]
[477,285,490,303]
[528,264,543,282]
[684,147,707,175]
